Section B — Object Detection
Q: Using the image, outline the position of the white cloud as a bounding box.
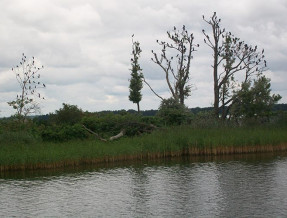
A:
[0,0,286,117]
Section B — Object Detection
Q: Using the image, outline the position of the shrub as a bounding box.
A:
[157,98,192,125]
[0,131,39,145]
[41,124,89,142]
[51,103,84,125]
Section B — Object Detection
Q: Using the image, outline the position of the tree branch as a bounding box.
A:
[143,78,164,100]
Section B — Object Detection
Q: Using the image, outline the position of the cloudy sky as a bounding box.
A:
[0,0,286,117]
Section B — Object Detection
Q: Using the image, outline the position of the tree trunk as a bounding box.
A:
[137,102,140,113]
[213,47,220,119]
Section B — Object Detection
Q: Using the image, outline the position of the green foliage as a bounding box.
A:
[231,76,282,122]
[129,36,143,112]
[0,119,40,145]
[1,125,287,169]
[41,124,88,142]
[157,98,192,125]
[191,111,222,128]
[52,103,84,125]
[272,111,287,127]
[0,131,39,146]
[82,112,142,137]
[203,13,267,119]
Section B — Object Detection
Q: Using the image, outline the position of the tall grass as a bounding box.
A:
[0,126,287,171]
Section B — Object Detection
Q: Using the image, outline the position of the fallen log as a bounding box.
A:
[82,125,125,141]
[109,129,125,141]
[83,122,158,141]
[82,125,107,142]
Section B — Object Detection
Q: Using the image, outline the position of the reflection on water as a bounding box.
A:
[1,153,287,217]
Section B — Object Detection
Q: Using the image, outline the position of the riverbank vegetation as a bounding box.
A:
[1,12,286,171]
[0,103,287,171]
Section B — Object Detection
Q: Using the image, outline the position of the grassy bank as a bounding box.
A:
[1,126,287,171]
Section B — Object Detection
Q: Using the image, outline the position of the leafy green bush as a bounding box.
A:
[83,113,137,134]
[82,112,160,137]
[41,124,88,142]
[51,103,84,125]
[0,131,39,145]
[157,98,192,125]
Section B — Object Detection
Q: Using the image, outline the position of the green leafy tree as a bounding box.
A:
[129,35,143,113]
[231,76,281,122]
[8,53,46,122]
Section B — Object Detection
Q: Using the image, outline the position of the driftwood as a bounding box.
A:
[109,129,125,141]
[82,125,125,142]
[83,122,158,142]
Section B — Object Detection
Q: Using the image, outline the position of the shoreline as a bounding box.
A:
[1,143,287,172]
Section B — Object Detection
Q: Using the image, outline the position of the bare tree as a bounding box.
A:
[150,25,199,105]
[8,53,46,122]
[202,12,267,119]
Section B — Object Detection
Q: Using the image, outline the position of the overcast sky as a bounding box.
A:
[0,0,286,117]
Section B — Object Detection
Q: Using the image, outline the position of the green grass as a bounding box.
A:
[1,126,287,170]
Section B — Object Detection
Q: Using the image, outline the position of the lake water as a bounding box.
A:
[1,153,287,217]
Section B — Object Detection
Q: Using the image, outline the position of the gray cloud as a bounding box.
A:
[0,0,286,117]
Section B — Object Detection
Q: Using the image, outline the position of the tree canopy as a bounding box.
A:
[129,35,143,113]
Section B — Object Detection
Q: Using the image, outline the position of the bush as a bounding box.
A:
[41,124,89,142]
[82,113,138,134]
[157,98,192,125]
[0,131,39,145]
[51,103,84,125]
[82,112,160,137]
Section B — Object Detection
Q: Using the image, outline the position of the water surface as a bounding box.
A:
[1,153,287,217]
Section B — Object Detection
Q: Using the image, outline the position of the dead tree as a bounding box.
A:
[8,53,46,122]
[202,12,267,119]
[150,25,199,105]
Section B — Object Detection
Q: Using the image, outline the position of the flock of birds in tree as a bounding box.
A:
[11,53,46,101]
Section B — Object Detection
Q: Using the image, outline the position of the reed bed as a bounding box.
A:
[1,126,287,171]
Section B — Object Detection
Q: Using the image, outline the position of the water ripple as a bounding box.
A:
[1,154,287,217]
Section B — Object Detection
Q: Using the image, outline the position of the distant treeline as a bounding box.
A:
[93,103,287,117]
[7,103,285,121]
